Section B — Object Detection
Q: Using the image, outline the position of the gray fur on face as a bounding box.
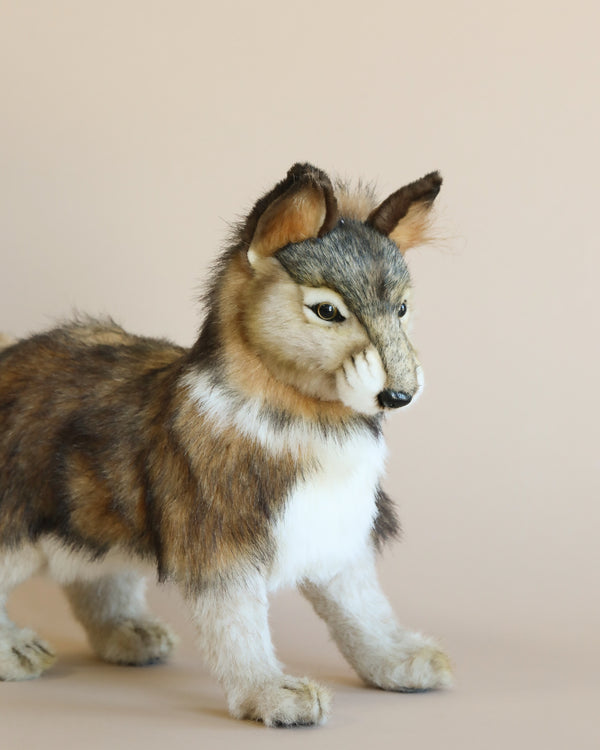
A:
[276,220,410,319]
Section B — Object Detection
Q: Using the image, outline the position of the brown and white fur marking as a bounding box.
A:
[0,163,451,726]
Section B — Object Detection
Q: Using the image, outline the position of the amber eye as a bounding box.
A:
[310,303,345,322]
[399,302,407,318]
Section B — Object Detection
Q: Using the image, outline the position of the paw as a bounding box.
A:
[362,637,453,692]
[390,643,453,692]
[233,676,332,727]
[336,346,386,415]
[90,618,177,666]
[0,628,56,681]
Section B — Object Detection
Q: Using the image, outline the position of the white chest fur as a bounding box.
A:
[267,430,386,591]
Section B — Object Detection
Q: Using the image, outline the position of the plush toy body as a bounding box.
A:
[0,164,451,726]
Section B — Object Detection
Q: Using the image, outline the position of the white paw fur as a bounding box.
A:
[85,618,176,666]
[0,627,56,680]
[335,346,386,414]
[232,675,331,727]
[359,633,453,692]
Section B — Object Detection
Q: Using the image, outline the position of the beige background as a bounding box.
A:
[1,1,599,747]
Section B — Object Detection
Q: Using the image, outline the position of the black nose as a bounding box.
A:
[377,390,412,409]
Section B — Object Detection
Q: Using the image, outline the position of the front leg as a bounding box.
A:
[191,573,331,727]
[301,548,452,692]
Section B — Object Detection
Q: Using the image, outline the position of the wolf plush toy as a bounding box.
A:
[0,163,451,726]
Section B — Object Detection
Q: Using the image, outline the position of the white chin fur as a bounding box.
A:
[409,364,425,407]
[335,346,386,415]
[395,363,424,412]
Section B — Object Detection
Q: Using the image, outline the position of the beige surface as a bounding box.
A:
[1,1,599,747]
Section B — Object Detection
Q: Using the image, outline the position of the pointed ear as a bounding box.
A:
[367,171,442,253]
[246,163,338,268]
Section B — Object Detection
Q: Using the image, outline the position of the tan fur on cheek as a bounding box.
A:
[214,255,355,420]
[225,259,373,407]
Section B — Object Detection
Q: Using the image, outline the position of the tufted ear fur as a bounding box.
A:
[246,163,339,268]
[367,171,442,253]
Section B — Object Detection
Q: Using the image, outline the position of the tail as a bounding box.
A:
[0,333,16,352]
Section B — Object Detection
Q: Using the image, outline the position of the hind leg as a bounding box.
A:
[63,571,176,666]
[0,546,57,680]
